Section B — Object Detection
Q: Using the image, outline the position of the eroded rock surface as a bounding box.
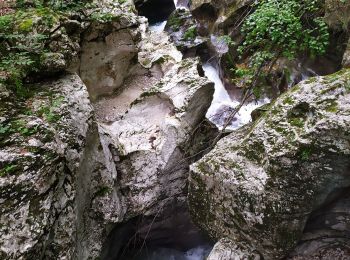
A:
[0,74,93,259]
[97,57,214,219]
[79,7,143,100]
[189,69,350,259]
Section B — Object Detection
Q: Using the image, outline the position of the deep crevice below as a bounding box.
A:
[101,204,213,260]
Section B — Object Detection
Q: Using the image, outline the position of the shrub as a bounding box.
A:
[239,0,329,67]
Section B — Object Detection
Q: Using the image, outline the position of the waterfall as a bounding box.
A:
[173,0,189,9]
[203,63,270,130]
[149,21,167,32]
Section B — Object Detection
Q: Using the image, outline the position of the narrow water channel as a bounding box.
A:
[203,63,270,130]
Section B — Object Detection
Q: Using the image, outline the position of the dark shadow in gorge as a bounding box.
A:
[288,186,350,258]
[100,203,213,260]
[135,0,176,24]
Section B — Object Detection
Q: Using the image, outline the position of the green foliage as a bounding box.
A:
[90,12,116,23]
[289,117,304,127]
[0,0,112,98]
[0,8,56,96]
[183,26,197,40]
[47,0,89,11]
[95,186,112,197]
[239,0,329,66]
[229,0,330,99]
[218,35,235,47]
[0,124,11,135]
[16,0,43,8]
[38,96,64,122]
[301,147,312,160]
[0,164,18,177]
[167,15,182,30]
[0,15,12,31]
[12,119,39,136]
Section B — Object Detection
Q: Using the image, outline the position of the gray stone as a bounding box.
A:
[189,69,350,259]
[0,74,94,259]
[98,57,214,218]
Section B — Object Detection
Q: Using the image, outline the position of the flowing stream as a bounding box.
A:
[120,245,212,260]
[149,21,167,32]
[126,3,264,260]
[203,63,270,130]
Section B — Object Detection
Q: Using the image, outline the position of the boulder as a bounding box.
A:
[188,69,350,259]
[165,8,207,54]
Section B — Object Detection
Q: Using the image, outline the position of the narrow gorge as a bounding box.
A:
[0,0,349,260]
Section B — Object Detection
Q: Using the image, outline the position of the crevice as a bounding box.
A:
[135,0,176,24]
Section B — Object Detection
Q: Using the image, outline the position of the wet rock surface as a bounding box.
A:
[165,8,207,55]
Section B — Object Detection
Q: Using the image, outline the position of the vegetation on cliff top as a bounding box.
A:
[0,0,113,97]
[226,0,329,94]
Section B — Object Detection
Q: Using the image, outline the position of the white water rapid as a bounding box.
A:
[173,0,189,9]
[149,21,167,33]
[123,245,212,260]
[203,63,270,130]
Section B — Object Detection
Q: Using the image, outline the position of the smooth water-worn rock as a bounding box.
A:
[207,238,261,260]
[79,7,143,100]
[189,69,350,259]
[0,74,93,259]
[98,57,214,218]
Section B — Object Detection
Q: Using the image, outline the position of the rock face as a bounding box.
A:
[207,238,261,260]
[190,0,252,33]
[99,58,214,218]
[288,190,350,259]
[0,0,218,257]
[343,40,350,68]
[165,8,207,55]
[325,0,350,30]
[78,25,216,257]
[188,69,350,259]
[79,11,143,100]
[0,74,93,259]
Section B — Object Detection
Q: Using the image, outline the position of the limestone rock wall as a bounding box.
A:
[189,69,350,259]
